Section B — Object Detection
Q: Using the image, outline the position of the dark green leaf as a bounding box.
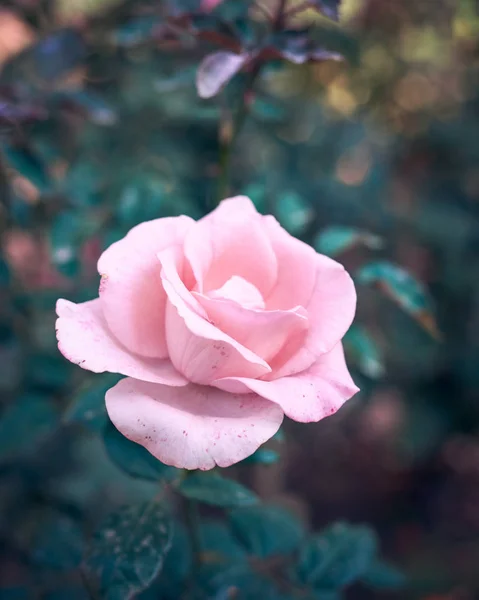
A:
[314,226,383,257]
[229,505,304,558]
[103,419,178,483]
[0,394,59,461]
[3,143,50,192]
[199,520,247,563]
[343,326,384,379]
[64,374,120,433]
[357,262,440,338]
[295,523,378,590]
[177,472,258,507]
[56,90,117,126]
[32,515,83,570]
[362,559,407,590]
[0,258,11,286]
[242,448,280,465]
[112,16,163,48]
[83,502,173,600]
[196,51,248,99]
[138,523,192,600]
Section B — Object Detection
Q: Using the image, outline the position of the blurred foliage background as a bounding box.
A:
[1,0,479,598]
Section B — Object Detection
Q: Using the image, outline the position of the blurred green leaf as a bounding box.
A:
[177,472,258,507]
[0,258,11,286]
[83,502,173,600]
[103,419,178,483]
[295,523,378,590]
[199,520,247,562]
[229,505,304,558]
[314,226,383,257]
[3,143,50,192]
[49,211,83,277]
[64,374,120,433]
[343,326,384,379]
[357,261,440,339]
[65,163,103,207]
[32,515,83,571]
[0,394,59,461]
[275,190,313,236]
[112,16,163,48]
[56,90,117,126]
[362,559,407,590]
[242,448,280,465]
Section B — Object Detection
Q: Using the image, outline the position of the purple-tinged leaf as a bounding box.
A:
[196,51,248,99]
[311,0,341,21]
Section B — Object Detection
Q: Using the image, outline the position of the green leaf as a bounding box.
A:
[112,16,163,48]
[0,394,59,461]
[3,143,50,192]
[275,191,313,236]
[103,419,178,483]
[357,261,440,339]
[49,211,82,277]
[295,523,378,590]
[343,326,384,379]
[199,520,247,563]
[314,226,383,257]
[362,559,407,590]
[64,374,120,433]
[0,258,11,286]
[242,448,280,465]
[177,472,258,508]
[138,523,192,600]
[229,505,304,558]
[83,502,173,600]
[32,515,83,571]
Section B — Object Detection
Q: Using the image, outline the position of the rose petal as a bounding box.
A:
[105,377,284,470]
[213,342,359,422]
[208,275,265,309]
[194,292,309,364]
[263,216,356,378]
[56,298,188,386]
[184,196,278,296]
[97,216,194,358]
[159,247,271,384]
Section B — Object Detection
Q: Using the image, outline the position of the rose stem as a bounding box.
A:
[215,0,289,205]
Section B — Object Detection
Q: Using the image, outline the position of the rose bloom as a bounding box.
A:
[56,196,358,470]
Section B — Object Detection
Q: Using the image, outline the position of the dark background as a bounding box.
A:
[0,0,479,598]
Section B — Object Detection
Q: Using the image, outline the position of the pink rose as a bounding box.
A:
[56,196,358,470]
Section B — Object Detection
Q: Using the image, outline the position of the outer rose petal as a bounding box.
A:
[56,298,188,386]
[184,196,278,296]
[105,377,284,470]
[194,292,309,364]
[263,216,356,378]
[159,247,271,384]
[213,342,359,422]
[97,216,194,358]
